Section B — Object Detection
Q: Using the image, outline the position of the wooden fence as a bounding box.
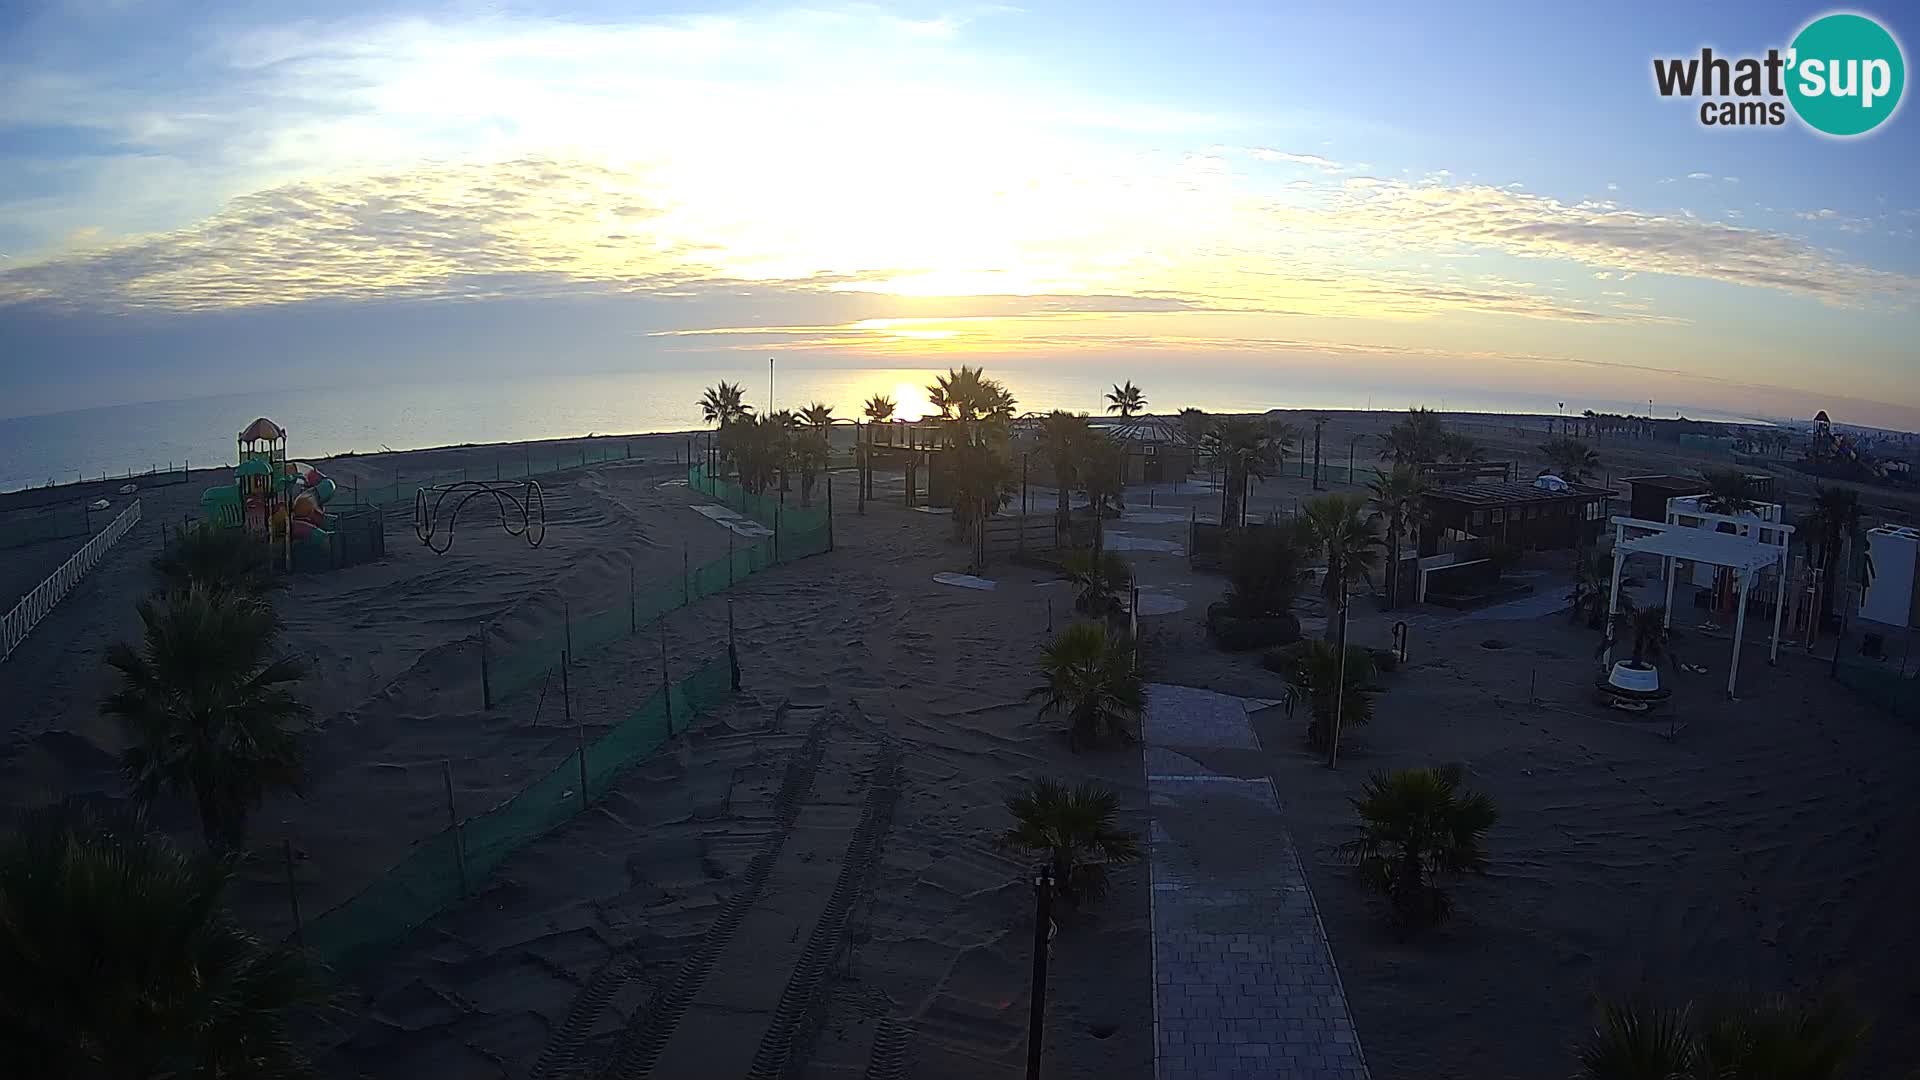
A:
[2,499,142,661]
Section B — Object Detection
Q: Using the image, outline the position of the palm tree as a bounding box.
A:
[699,381,753,427]
[796,402,835,506]
[723,413,787,494]
[1575,994,1865,1080]
[1038,410,1088,541]
[1438,429,1480,462]
[1339,764,1497,929]
[1367,465,1427,609]
[1600,602,1669,676]
[1700,468,1759,516]
[1539,436,1601,483]
[1575,997,1697,1080]
[1074,432,1127,558]
[1061,549,1132,619]
[1568,546,1613,627]
[1304,492,1384,612]
[1284,640,1377,750]
[1800,485,1870,618]
[1225,517,1314,617]
[1381,407,1447,465]
[152,521,279,597]
[1201,418,1279,528]
[1030,621,1143,750]
[1176,407,1212,448]
[996,779,1139,908]
[862,394,895,423]
[947,440,1015,563]
[1106,380,1147,418]
[105,588,309,854]
[0,799,331,1078]
[929,365,1016,431]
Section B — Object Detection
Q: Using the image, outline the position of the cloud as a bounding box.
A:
[1247,148,1343,172]
[1266,180,1918,304]
[1686,171,1714,180]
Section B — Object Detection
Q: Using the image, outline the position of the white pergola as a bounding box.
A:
[1606,514,1795,699]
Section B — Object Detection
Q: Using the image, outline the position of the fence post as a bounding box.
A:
[573,675,589,811]
[480,622,492,710]
[728,598,741,690]
[283,839,302,942]
[561,649,572,725]
[443,759,468,896]
[629,563,637,634]
[564,600,573,667]
[774,503,782,562]
[826,476,834,553]
[659,617,674,735]
[683,543,690,606]
[728,529,735,586]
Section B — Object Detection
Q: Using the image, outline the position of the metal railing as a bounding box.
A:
[2,499,142,661]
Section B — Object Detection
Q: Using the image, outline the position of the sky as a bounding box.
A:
[1,0,1917,428]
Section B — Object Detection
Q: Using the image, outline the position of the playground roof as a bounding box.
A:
[238,417,285,442]
[1611,517,1784,573]
[235,459,270,476]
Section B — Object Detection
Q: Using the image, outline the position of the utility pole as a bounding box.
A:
[1327,583,1351,768]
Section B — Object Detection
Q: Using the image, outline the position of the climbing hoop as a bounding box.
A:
[413,480,547,554]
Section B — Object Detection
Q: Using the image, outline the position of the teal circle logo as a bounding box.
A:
[1787,13,1905,136]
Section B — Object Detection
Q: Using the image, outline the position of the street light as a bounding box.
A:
[1312,417,1328,491]
[1025,865,1056,1080]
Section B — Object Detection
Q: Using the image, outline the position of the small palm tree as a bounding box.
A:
[1339,764,1497,929]
[1575,994,1865,1080]
[1030,622,1143,750]
[0,799,331,1078]
[152,522,278,597]
[1366,465,1426,609]
[1061,549,1132,619]
[1801,485,1871,618]
[1439,429,1480,463]
[1284,639,1377,750]
[947,441,1015,564]
[105,588,309,854]
[997,779,1139,908]
[1568,546,1613,627]
[862,394,896,423]
[1539,436,1601,483]
[1106,380,1147,418]
[1599,601,1669,674]
[1575,996,1697,1080]
[1382,407,1446,465]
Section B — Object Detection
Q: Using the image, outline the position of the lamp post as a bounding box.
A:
[1025,865,1055,1080]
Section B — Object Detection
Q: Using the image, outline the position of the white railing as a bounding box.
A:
[2,499,142,662]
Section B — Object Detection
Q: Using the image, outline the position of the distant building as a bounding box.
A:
[1621,474,1708,523]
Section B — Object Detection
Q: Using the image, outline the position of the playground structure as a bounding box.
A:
[199,418,382,571]
[412,479,547,555]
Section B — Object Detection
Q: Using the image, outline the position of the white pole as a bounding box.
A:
[1604,546,1626,668]
[1769,551,1787,664]
[1727,568,1752,699]
[1662,555,1677,630]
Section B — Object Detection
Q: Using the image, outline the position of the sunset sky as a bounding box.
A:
[2,1,1916,427]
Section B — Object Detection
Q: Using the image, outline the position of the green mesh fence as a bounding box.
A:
[300,464,833,969]
[687,464,830,535]
[0,507,91,550]
[304,654,734,970]
[1835,657,1920,722]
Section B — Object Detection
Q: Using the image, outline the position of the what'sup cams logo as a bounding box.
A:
[1654,11,1905,136]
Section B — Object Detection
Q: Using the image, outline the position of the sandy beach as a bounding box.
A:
[3,417,1915,1078]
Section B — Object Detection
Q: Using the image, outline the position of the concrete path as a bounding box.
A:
[1144,684,1370,1080]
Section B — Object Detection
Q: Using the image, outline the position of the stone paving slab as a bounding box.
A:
[1146,684,1369,1080]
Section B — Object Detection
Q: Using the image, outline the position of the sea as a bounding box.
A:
[0,365,1768,493]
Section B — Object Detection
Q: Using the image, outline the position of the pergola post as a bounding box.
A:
[1662,556,1677,630]
[1604,546,1626,667]
[1769,551,1788,664]
[1727,568,1752,699]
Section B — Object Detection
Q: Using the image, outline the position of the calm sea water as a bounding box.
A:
[0,365,1759,492]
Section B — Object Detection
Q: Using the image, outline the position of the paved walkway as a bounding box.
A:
[1145,684,1370,1080]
